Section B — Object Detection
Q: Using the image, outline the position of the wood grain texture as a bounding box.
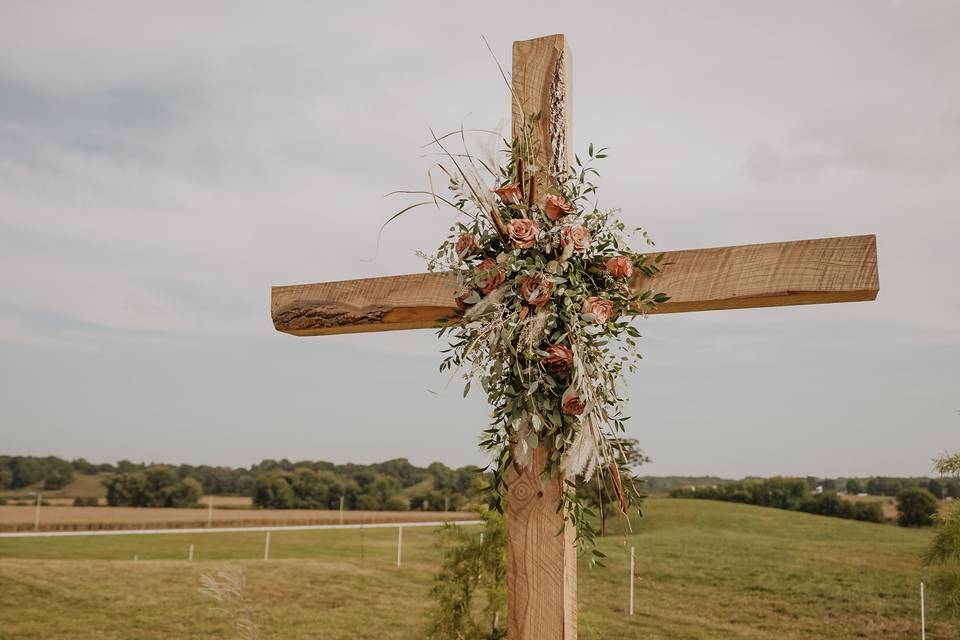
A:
[511,34,572,177]
[508,33,577,640]
[272,234,880,336]
[507,447,576,640]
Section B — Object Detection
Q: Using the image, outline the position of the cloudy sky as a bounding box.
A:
[1,1,957,477]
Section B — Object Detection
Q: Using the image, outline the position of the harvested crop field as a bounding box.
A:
[0,505,477,532]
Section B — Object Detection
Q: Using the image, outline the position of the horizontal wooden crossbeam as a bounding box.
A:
[271,234,879,337]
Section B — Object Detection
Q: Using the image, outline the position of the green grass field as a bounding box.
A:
[0,498,955,639]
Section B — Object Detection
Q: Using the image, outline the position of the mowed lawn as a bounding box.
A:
[0,499,954,639]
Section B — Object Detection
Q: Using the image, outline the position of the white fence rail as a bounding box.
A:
[0,519,482,539]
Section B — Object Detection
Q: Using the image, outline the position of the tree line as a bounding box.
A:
[669,477,885,523]
[0,454,480,511]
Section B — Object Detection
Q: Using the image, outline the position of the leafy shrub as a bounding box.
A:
[426,509,506,640]
[72,496,99,507]
[896,488,939,527]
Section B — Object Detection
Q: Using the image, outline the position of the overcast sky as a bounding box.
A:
[1,1,957,477]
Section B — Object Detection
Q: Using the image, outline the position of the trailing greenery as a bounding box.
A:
[670,478,884,523]
[402,118,668,558]
[426,509,507,640]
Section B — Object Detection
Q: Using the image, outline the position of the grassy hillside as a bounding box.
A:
[0,498,955,639]
[0,473,110,502]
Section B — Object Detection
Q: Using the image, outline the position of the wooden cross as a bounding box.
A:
[270,34,879,640]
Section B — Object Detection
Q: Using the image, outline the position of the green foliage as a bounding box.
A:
[844,478,863,494]
[0,455,74,490]
[671,478,884,524]
[935,453,960,477]
[799,494,884,523]
[896,487,938,527]
[72,496,99,507]
[425,510,507,640]
[416,123,666,556]
[103,467,202,508]
[925,502,960,615]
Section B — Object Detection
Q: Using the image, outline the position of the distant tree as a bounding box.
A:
[845,478,863,494]
[11,458,44,488]
[41,457,74,490]
[897,488,939,527]
[71,458,98,474]
[253,473,295,509]
[104,466,202,507]
[928,479,945,499]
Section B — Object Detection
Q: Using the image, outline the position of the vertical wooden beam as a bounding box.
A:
[508,34,577,640]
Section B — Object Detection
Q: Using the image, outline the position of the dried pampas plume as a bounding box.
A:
[199,566,261,640]
[562,413,600,480]
[465,284,510,320]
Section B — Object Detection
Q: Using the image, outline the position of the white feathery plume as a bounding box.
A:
[519,308,550,352]
[562,413,600,480]
[465,284,510,320]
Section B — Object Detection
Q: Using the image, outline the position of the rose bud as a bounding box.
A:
[605,256,634,279]
[561,386,585,416]
[454,233,480,260]
[543,344,574,374]
[507,218,540,250]
[583,296,614,325]
[544,194,574,221]
[494,183,523,205]
[560,224,592,252]
[520,272,555,308]
[475,258,505,294]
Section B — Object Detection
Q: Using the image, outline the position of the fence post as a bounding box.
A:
[629,546,636,616]
[34,493,41,531]
[207,495,214,527]
[340,495,345,525]
[188,544,194,562]
[920,581,926,640]
[264,531,271,560]
[396,526,403,568]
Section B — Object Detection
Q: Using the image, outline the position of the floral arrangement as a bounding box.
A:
[399,116,668,556]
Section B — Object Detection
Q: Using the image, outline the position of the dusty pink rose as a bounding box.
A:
[583,296,614,325]
[519,272,555,308]
[544,195,574,221]
[454,233,479,260]
[507,218,540,249]
[561,386,585,416]
[560,224,592,252]
[475,258,505,294]
[543,344,574,374]
[605,256,633,279]
[494,183,523,205]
